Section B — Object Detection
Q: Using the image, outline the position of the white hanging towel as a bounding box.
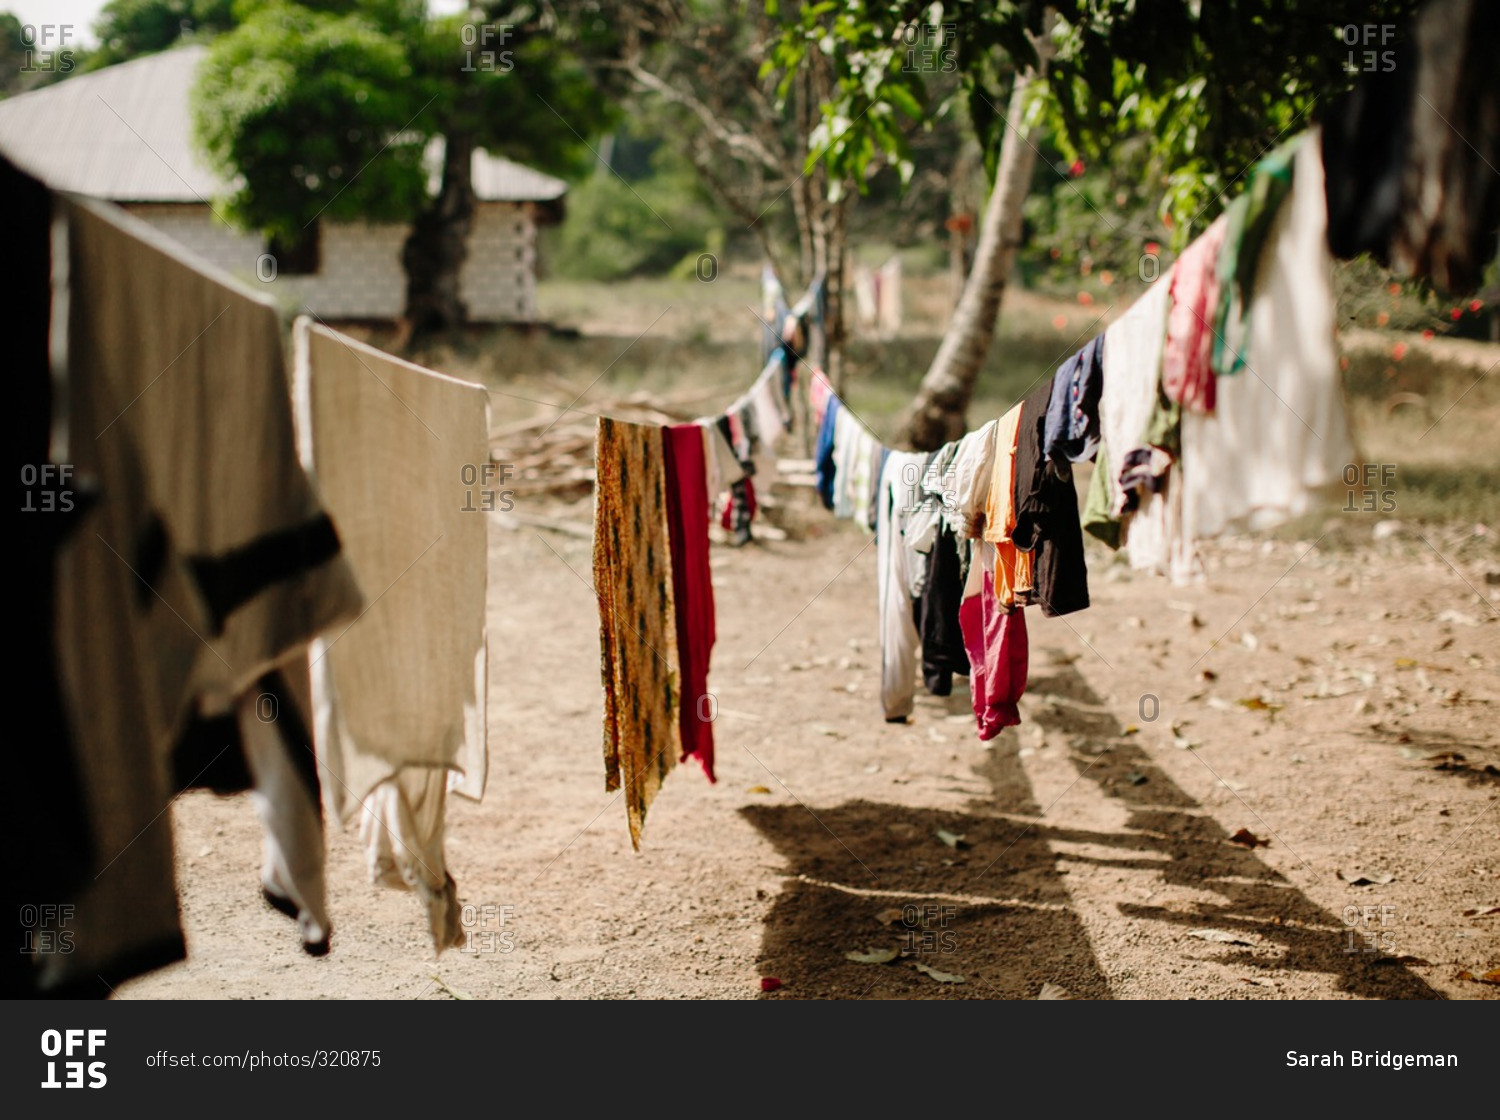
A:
[1181,130,1355,543]
[293,319,489,953]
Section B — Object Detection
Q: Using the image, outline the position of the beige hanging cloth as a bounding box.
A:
[293,318,489,952]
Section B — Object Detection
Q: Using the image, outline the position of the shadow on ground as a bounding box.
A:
[743,663,1443,999]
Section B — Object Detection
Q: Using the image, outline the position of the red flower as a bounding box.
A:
[1450,308,1463,321]
[1069,159,1085,177]
[1051,314,1068,330]
[1469,299,1484,312]
[1421,329,1435,340]
[1144,241,1161,256]
[1391,342,1407,361]
[1387,283,1401,296]
[1077,291,1094,306]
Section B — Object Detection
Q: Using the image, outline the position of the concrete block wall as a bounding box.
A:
[461,203,537,322]
[124,201,539,323]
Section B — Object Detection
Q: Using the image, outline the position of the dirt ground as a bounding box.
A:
[121,475,1498,1000]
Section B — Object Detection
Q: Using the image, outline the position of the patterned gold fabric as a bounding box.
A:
[594,417,681,849]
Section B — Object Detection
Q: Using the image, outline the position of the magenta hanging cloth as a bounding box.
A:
[958,570,1028,740]
[663,424,718,780]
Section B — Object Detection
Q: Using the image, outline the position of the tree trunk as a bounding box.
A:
[401,130,476,339]
[901,63,1045,450]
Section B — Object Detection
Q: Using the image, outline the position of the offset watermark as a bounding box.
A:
[40,1029,106,1090]
[19,904,74,955]
[20,464,75,512]
[695,253,718,282]
[253,693,278,724]
[460,23,514,73]
[694,692,718,724]
[17,24,77,74]
[461,462,516,512]
[1342,903,1399,956]
[1139,242,1162,283]
[900,903,958,955]
[897,460,957,515]
[1341,24,1397,72]
[1343,463,1396,514]
[898,23,958,73]
[458,903,516,954]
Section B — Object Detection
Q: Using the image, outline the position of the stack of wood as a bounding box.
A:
[488,379,772,500]
[486,378,818,540]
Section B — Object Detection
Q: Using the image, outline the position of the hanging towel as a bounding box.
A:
[595,417,681,849]
[1042,334,1107,463]
[1162,215,1229,412]
[917,525,971,696]
[1092,267,1175,553]
[950,419,998,540]
[700,416,746,510]
[1012,379,1089,617]
[831,406,863,519]
[292,320,489,951]
[45,365,204,993]
[66,199,362,694]
[814,395,841,510]
[1212,137,1299,377]
[1183,130,1355,546]
[981,404,1032,609]
[63,196,361,964]
[663,424,717,781]
[958,543,1028,741]
[877,450,927,720]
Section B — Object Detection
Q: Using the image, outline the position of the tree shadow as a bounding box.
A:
[741,662,1443,1000]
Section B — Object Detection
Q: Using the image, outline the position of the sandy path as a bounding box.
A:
[122,495,1498,1000]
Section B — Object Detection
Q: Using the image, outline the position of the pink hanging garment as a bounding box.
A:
[958,567,1028,740]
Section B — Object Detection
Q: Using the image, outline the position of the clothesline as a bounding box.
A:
[592,122,1369,844]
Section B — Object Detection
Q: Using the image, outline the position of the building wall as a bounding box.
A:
[122,201,539,322]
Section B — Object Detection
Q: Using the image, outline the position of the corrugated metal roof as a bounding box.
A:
[0,44,569,204]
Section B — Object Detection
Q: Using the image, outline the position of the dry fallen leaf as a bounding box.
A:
[1338,869,1396,886]
[1037,982,1075,1000]
[1237,697,1285,715]
[1228,828,1270,849]
[760,977,782,992]
[1461,906,1500,918]
[1187,929,1254,946]
[1394,657,1419,670]
[845,947,900,964]
[911,960,966,984]
[935,828,970,849]
[745,785,772,795]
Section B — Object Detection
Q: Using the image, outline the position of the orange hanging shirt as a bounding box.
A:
[982,402,1033,609]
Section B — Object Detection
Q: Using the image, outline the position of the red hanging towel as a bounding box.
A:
[958,568,1028,740]
[664,424,718,780]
